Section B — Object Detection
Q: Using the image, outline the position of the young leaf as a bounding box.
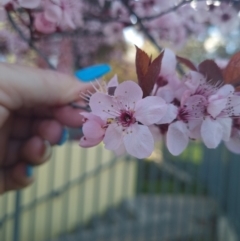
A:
[198,59,223,85]
[223,52,240,90]
[135,46,164,97]
[177,56,197,71]
[143,52,163,97]
[135,46,151,83]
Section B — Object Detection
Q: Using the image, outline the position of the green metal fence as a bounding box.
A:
[0,140,240,241]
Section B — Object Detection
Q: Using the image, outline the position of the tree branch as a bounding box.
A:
[7,11,55,70]
[120,0,185,75]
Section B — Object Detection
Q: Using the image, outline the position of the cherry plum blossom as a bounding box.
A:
[89,80,168,158]
[79,113,106,148]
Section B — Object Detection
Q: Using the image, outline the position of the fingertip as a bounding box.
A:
[20,136,52,165]
[53,106,85,127]
[3,162,34,193]
[32,119,63,145]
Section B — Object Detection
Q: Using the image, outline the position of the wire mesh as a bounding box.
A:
[0,141,240,241]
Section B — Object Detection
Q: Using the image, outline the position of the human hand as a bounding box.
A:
[0,63,89,194]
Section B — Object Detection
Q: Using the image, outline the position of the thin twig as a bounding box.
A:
[121,0,162,52]
[141,0,192,21]
[121,0,185,75]
[7,11,55,70]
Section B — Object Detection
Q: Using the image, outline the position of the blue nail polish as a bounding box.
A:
[26,165,33,177]
[75,64,111,82]
[58,128,69,146]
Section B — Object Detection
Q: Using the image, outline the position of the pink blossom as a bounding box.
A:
[103,22,124,45]
[166,94,207,155]
[147,12,187,50]
[43,0,83,30]
[165,70,239,155]
[154,48,181,102]
[201,84,237,148]
[79,113,106,148]
[34,13,57,34]
[89,81,168,158]
[176,4,205,35]
[167,121,190,156]
[110,1,129,21]
[131,0,158,17]
[201,116,232,149]
[209,3,239,34]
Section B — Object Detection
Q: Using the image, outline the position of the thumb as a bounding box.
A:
[0,63,90,110]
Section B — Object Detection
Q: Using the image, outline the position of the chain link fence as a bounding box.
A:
[0,141,239,241]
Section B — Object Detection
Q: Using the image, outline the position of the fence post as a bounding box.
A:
[13,191,22,241]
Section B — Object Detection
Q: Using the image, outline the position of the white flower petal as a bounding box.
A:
[216,84,234,97]
[157,104,178,124]
[166,121,189,156]
[44,4,62,23]
[227,95,240,116]
[225,130,240,154]
[103,124,122,151]
[82,120,105,139]
[156,88,175,103]
[201,116,223,148]
[184,71,205,92]
[148,125,162,142]
[115,81,143,107]
[107,74,119,88]
[188,119,202,139]
[114,143,126,156]
[123,124,154,159]
[218,117,232,141]
[135,96,167,125]
[161,48,177,77]
[207,98,227,118]
[89,92,116,119]
[79,136,102,148]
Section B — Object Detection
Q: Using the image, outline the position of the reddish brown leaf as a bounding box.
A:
[135,47,164,97]
[223,52,240,90]
[135,46,151,84]
[143,52,164,97]
[177,56,197,71]
[198,59,223,85]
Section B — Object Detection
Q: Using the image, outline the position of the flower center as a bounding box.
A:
[118,110,136,127]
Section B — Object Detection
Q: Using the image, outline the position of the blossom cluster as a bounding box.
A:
[0,0,240,67]
[133,1,240,49]
[79,48,240,158]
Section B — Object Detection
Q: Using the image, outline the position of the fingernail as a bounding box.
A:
[43,140,52,160]
[26,165,33,177]
[58,128,69,146]
[75,64,111,82]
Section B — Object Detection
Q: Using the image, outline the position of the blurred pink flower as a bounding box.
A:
[34,13,56,34]
[166,69,240,155]
[44,0,83,30]
[209,3,239,34]
[167,94,207,156]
